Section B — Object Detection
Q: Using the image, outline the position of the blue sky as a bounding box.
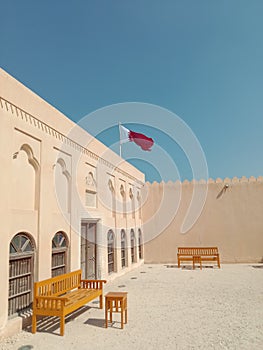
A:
[1,0,263,182]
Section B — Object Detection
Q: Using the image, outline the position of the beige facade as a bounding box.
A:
[143,178,263,264]
[0,69,144,336]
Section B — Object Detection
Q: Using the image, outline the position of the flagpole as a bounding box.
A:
[118,122,122,158]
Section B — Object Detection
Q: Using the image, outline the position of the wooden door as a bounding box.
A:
[81,222,97,279]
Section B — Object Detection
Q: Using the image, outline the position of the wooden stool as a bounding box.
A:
[193,255,202,270]
[105,292,128,329]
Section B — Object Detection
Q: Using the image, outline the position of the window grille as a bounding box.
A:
[9,233,34,316]
[107,230,115,274]
[51,231,68,277]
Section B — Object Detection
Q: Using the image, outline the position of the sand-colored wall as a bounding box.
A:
[0,68,144,335]
[142,178,263,263]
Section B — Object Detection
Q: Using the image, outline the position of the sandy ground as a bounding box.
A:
[1,263,263,350]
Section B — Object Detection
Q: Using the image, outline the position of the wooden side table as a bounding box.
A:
[193,255,202,270]
[105,292,128,329]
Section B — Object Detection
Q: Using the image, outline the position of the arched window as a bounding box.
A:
[138,229,143,259]
[9,232,35,316]
[107,230,115,274]
[130,229,136,263]
[121,230,127,268]
[52,231,68,277]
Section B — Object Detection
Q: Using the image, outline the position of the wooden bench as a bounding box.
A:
[32,270,106,336]
[177,247,220,269]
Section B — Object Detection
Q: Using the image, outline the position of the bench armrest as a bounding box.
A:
[80,279,107,290]
[34,296,68,311]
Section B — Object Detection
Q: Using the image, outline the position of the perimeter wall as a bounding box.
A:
[142,177,263,263]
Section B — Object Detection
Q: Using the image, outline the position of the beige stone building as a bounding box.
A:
[0,69,144,337]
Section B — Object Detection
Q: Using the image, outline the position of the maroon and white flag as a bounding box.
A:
[119,125,154,151]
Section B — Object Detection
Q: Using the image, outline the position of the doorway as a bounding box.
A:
[80,222,97,279]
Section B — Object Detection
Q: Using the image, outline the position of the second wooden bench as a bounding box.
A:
[177,247,220,269]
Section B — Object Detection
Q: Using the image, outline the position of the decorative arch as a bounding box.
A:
[108,179,116,217]
[51,231,69,277]
[85,171,97,208]
[56,158,71,181]
[107,230,115,274]
[12,143,40,210]
[129,187,135,219]
[9,232,35,316]
[20,144,40,171]
[120,184,126,218]
[54,158,71,213]
[137,190,142,219]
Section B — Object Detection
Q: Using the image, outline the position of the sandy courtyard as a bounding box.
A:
[1,263,263,350]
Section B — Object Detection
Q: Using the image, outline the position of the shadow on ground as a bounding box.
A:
[23,306,91,336]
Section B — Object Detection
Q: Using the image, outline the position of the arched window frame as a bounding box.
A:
[51,231,69,277]
[138,229,143,259]
[121,229,127,268]
[130,229,136,263]
[9,232,35,316]
[107,230,115,274]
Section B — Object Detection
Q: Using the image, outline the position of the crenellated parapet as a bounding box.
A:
[146,175,263,186]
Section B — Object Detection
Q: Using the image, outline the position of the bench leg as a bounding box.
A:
[217,256,221,268]
[100,294,103,309]
[60,316,65,336]
[121,310,124,329]
[105,301,108,328]
[178,258,181,268]
[32,313,37,334]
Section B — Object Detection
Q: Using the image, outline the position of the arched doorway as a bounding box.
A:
[9,232,35,316]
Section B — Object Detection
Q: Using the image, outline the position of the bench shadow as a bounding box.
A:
[181,265,215,270]
[84,318,125,330]
[24,306,92,336]
[84,318,105,328]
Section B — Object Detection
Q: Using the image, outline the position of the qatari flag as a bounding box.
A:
[119,125,154,151]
